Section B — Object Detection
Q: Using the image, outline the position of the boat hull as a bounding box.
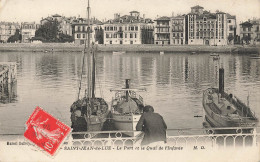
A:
[70,97,109,138]
[112,113,142,137]
[202,88,258,129]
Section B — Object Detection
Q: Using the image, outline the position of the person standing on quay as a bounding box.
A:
[136,105,167,146]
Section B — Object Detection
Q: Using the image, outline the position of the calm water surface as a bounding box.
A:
[0,51,260,134]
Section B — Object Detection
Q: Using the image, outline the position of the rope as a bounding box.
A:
[77,31,88,100]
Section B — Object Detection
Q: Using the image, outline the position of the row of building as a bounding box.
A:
[0,5,259,45]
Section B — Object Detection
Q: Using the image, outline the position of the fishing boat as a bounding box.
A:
[202,68,258,130]
[70,0,109,138]
[110,79,145,137]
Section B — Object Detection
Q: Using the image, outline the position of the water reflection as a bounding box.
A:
[0,82,17,104]
[0,52,259,134]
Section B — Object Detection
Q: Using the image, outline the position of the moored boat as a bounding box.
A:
[202,68,258,131]
[110,79,145,137]
[113,51,125,55]
[70,0,109,139]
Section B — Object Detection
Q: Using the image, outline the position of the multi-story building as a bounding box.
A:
[240,18,260,45]
[154,16,170,45]
[186,5,234,46]
[170,15,186,45]
[21,22,39,43]
[103,11,154,44]
[0,22,20,43]
[72,18,103,45]
[227,14,236,44]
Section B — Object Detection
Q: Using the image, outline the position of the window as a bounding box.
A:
[77,34,80,38]
[228,20,231,23]
[82,34,85,38]
[110,41,112,44]
[125,26,127,31]
[135,33,137,38]
[125,33,127,38]
[106,34,109,38]
[135,26,138,31]
[130,33,133,38]
[114,33,117,38]
[181,33,183,37]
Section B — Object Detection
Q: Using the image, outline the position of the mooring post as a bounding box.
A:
[125,79,130,102]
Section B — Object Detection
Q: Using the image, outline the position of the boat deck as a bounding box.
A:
[206,91,238,116]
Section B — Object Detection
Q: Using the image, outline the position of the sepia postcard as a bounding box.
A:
[0,0,259,161]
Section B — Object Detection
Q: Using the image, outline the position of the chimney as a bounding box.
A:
[114,13,120,19]
[219,68,224,96]
[143,14,145,19]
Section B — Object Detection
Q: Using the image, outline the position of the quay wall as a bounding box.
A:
[0,43,259,54]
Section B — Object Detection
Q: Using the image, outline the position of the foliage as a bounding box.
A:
[35,20,74,43]
[228,35,234,43]
[35,20,60,42]
[7,29,22,43]
[94,28,103,44]
[58,33,74,43]
[242,35,251,44]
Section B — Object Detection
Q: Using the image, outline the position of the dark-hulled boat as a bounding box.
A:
[70,0,109,138]
[202,68,258,129]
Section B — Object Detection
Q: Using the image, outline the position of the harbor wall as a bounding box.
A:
[0,43,259,54]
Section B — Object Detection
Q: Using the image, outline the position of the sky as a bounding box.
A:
[0,0,259,23]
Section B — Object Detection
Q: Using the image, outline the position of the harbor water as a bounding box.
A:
[0,51,260,134]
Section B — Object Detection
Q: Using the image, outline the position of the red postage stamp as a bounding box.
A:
[24,106,71,156]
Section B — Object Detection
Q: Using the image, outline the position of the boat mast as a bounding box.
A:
[92,43,96,98]
[87,0,92,99]
[77,0,90,100]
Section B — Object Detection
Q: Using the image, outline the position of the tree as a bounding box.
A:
[242,35,251,44]
[35,19,60,42]
[228,35,234,44]
[7,29,21,43]
[58,33,74,43]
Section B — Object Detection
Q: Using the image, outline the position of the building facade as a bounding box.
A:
[186,5,232,46]
[154,16,170,45]
[240,19,260,45]
[21,22,39,43]
[72,18,103,45]
[227,14,236,44]
[103,11,154,44]
[170,15,186,45]
[0,22,20,43]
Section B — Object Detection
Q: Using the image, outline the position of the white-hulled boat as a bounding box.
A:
[110,79,145,137]
[113,51,125,55]
[202,68,258,130]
